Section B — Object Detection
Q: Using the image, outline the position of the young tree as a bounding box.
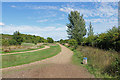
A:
[86,22,94,46]
[66,11,87,44]
[47,37,54,43]
[88,22,94,36]
[13,31,23,45]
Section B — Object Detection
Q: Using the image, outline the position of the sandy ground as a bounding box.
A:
[2,44,94,78]
[1,46,50,55]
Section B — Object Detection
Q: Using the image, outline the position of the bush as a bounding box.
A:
[4,49,11,52]
[82,27,120,52]
[2,39,9,46]
[68,39,78,49]
[59,39,66,45]
[13,31,23,45]
[103,57,120,78]
[8,39,17,45]
[47,37,54,43]
[82,35,97,46]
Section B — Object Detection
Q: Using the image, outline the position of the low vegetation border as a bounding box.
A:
[2,44,61,68]
[64,45,119,78]
[2,45,44,54]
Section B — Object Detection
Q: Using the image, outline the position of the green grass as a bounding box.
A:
[2,45,44,54]
[64,45,119,78]
[2,44,61,68]
[21,43,35,46]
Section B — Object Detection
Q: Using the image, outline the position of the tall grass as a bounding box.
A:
[66,45,120,78]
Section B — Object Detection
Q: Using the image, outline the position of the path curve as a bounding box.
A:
[2,44,94,78]
[1,46,50,55]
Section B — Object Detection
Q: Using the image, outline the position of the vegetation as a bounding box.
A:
[2,44,61,68]
[64,45,119,78]
[66,11,120,52]
[21,43,35,46]
[88,22,94,36]
[62,11,120,78]
[13,31,23,45]
[47,37,54,43]
[73,46,119,78]
[2,31,48,46]
[66,11,87,44]
[68,39,78,49]
[2,45,44,54]
[59,39,68,45]
[83,27,120,51]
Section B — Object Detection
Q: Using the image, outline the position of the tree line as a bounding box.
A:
[2,31,54,46]
[60,11,120,52]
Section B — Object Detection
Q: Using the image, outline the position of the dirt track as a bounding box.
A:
[2,44,94,78]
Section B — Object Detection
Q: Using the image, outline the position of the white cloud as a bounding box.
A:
[59,2,118,18]
[25,5,58,10]
[59,7,96,18]
[85,18,117,23]
[0,22,5,26]
[37,19,48,23]
[11,5,16,8]
[97,2,118,17]
[60,7,74,13]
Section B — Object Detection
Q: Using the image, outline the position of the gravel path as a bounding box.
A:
[2,44,94,78]
[1,46,50,55]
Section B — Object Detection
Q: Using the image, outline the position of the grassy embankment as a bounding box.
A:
[2,45,44,54]
[2,44,61,68]
[64,45,119,78]
[2,43,44,54]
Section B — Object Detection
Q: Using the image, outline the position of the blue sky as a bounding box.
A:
[1,2,118,41]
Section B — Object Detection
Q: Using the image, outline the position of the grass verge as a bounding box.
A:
[21,43,35,46]
[2,45,44,54]
[2,44,61,68]
[64,45,119,78]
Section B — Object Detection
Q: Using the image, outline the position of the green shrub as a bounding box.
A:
[82,27,120,52]
[2,39,9,46]
[8,39,17,45]
[47,37,54,43]
[68,39,78,49]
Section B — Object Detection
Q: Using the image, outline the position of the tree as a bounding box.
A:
[2,39,9,46]
[13,31,23,45]
[8,39,17,45]
[86,22,94,46]
[47,37,54,43]
[66,11,87,44]
[88,22,94,36]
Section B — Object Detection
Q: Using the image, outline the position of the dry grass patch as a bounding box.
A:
[71,45,120,78]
